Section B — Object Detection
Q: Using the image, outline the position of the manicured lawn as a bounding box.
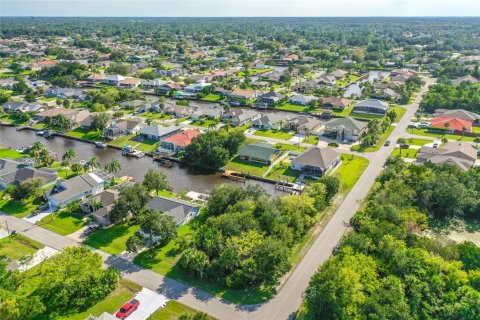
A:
[391,148,418,158]
[225,157,269,177]
[174,116,191,125]
[150,301,213,320]
[201,93,222,102]
[60,279,141,320]
[331,105,354,117]
[276,103,307,112]
[0,193,39,218]
[238,67,272,77]
[0,113,29,125]
[336,74,360,87]
[407,128,477,142]
[334,154,369,193]
[50,161,77,179]
[304,135,319,144]
[190,119,219,128]
[351,125,395,153]
[85,223,140,255]
[253,129,294,140]
[349,112,384,120]
[0,146,24,159]
[141,112,172,121]
[473,126,480,134]
[245,138,264,144]
[273,143,306,153]
[65,128,103,142]
[109,134,159,152]
[404,138,432,146]
[390,106,406,123]
[266,163,300,182]
[38,210,87,236]
[0,234,44,260]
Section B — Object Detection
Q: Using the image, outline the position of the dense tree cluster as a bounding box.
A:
[183,128,245,170]
[180,180,338,289]
[303,159,480,320]
[420,82,480,114]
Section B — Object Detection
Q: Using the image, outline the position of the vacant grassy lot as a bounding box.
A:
[274,143,306,152]
[407,128,477,142]
[332,105,354,117]
[85,223,140,254]
[201,93,223,102]
[225,157,269,176]
[334,154,369,193]
[38,210,87,236]
[65,128,103,142]
[150,301,214,320]
[109,134,158,152]
[276,103,307,112]
[404,138,433,146]
[253,129,294,140]
[0,234,44,260]
[0,146,24,159]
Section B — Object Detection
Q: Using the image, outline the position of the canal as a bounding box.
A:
[0,126,286,196]
[344,70,391,98]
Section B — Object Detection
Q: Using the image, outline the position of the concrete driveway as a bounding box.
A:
[126,287,169,320]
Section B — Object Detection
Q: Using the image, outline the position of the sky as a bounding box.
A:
[1,0,479,17]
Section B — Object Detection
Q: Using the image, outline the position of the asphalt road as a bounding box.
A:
[0,79,434,320]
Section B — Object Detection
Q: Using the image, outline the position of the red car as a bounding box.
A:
[116,299,140,319]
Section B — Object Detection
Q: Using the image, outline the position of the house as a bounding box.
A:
[224,109,260,126]
[256,91,285,108]
[288,116,323,134]
[264,70,283,82]
[142,79,167,90]
[0,158,57,189]
[161,129,200,152]
[79,189,119,226]
[451,75,479,86]
[104,117,145,138]
[328,69,348,79]
[45,87,86,100]
[321,97,352,110]
[0,78,18,89]
[119,100,145,110]
[154,68,185,78]
[433,109,480,125]
[147,196,201,226]
[46,171,112,207]
[36,108,90,126]
[252,114,286,130]
[291,147,340,177]
[354,99,389,115]
[376,88,400,100]
[415,142,477,171]
[164,104,195,118]
[2,100,43,113]
[86,73,107,84]
[229,88,262,100]
[289,94,316,106]
[292,81,319,94]
[317,75,336,86]
[139,125,182,141]
[237,142,280,164]
[429,117,472,133]
[155,82,183,94]
[119,77,142,88]
[190,106,223,120]
[103,74,126,86]
[324,117,368,141]
[184,80,211,93]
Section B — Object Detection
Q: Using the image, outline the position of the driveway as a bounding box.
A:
[126,287,169,320]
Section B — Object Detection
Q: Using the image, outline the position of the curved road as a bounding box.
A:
[1,78,434,320]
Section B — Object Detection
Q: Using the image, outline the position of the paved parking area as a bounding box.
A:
[127,287,169,320]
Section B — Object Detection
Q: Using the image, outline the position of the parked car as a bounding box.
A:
[433,141,439,148]
[116,299,140,319]
[384,140,391,146]
[400,144,410,149]
[419,122,429,128]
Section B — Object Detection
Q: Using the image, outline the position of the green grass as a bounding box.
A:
[0,193,39,218]
[304,135,319,144]
[391,148,418,158]
[141,112,172,121]
[245,138,265,144]
[276,103,308,112]
[201,93,222,102]
[331,106,354,117]
[60,279,141,320]
[335,74,360,87]
[266,163,300,182]
[174,116,191,125]
[390,106,406,123]
[49,162,76,179]
[404,138,432,146]
[109,134,158,152]
[85,223,140,254]
[273,143,306,152]
[238,67,272,77]
[0,234,44,260]
[407,128,477,142]
[253,129,294,140]
[334,154,369,193]
[473,126,480,134]
[38,210,87,236]
[225,157,269,176]
[349,112,384,120]
[352,125,395,153]
[65,128,103,142]
[190,119,219,128]
[0,146,24,159]
[149,301,213,320]
[0,113,29,125]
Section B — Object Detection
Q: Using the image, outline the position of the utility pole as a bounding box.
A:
[5,218,10,235]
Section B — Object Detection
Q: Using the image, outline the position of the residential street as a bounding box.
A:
[0,79,435,320]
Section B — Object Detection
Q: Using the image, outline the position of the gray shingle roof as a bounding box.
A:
[292,147,339,170]
[238,142,279,161]
[147,196,201,225]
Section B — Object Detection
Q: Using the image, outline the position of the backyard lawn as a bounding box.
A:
[109,134,159,152]
[253,129,294,140]
[266,163,300,182]
[404,138,433,146]
[38,210,87,236]
[50,161,77,179]
[334,154,369,193]
[190,118,219,128]
[276,103,308,112]
[65,128,103,142]
[225,157,269,176]
[332,106,354,117]
[391,148,418,158]
[201,93,223,102]
[85,223,140,254]
[0,146,24,159]
[141,112,172,121]
[0,193,39,218]
[0,234,44,260]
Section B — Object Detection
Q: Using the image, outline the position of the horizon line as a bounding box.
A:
[2,15,480,18]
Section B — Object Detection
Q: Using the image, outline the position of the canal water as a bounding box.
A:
[344,70,391,98]
[0,126,285,196]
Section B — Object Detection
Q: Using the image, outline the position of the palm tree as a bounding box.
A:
[71,162,83,176]
[397,138,406,157]
[60,159,70,176]
[89,198,103,212]
[461,126,467,137]
[441,137,449,145]
[443,122,450,133]
[474,137,480,148]
[62,148,76,162]
[85,157,100,171]
[105,158,121,174]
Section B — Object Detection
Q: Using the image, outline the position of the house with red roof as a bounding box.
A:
[161,129,201,152]
[429,117,473,133]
